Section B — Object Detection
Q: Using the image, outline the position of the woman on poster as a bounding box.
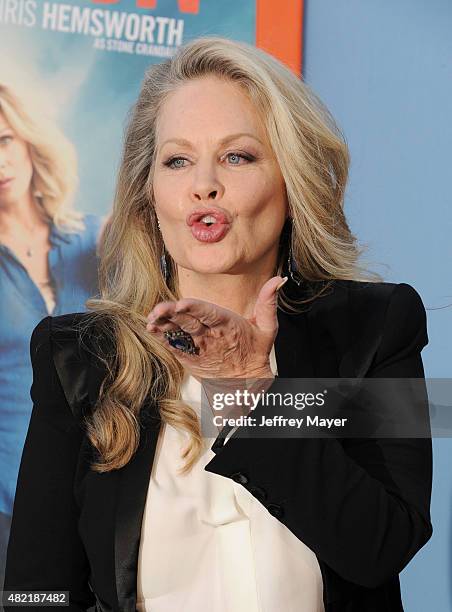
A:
[0,76,107,588]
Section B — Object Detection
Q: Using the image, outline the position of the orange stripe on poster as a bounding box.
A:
[92,0,200,11]
[256,0,304,76]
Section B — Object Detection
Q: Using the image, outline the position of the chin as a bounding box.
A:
[191,265,231,275]
[185,256,235,275]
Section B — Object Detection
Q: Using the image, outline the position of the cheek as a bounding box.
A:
[233,177,286,221]
[13,143,33,182]
[153,177,183,219]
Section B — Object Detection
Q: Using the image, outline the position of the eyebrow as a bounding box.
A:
[158,132,263,150]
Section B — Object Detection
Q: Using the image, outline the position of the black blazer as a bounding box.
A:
[4,280,433,612]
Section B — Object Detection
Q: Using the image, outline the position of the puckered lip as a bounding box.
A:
[0,177,13,186]
[186,207,232,226]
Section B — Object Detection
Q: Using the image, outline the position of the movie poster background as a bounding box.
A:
[0,0,299,595]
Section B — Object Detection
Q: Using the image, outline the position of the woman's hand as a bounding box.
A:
[145,275,287,382]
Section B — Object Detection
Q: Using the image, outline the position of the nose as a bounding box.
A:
[190,161,224,202]
[193,187,218,201]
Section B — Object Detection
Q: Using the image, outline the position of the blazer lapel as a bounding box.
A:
[114,403,161,611]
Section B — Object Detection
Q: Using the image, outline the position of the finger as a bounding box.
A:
[146,318,179,333]
[146,314,179,333]
[162,311,209,336]
[253,276,287,334]
[147,301,178,323]
[174,298,233,328]
[148,300,215,334]
[147,303,195,333]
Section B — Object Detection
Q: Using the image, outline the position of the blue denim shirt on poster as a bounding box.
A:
[0,213,103,516]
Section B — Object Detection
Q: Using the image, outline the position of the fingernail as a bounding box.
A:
[276,276,288,291]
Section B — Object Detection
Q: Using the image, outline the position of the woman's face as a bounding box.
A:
[152,76,288,278]
[0,111,34,207]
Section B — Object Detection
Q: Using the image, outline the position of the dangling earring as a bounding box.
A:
[160,250,168,282]
[286,218,303,286]
[287,244,302,286]
[157,217,169,283]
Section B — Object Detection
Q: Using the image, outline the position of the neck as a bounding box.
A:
[0,192,47,234]
[176,258,279,320]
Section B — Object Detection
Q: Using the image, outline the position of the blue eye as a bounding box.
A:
[164,157,187,169]
[163,152,254,170]
[227,152,253,164]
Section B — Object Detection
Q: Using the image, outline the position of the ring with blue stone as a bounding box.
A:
[164,329,200,355]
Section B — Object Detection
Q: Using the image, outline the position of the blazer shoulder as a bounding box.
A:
[336,278,396,302]
[369,282,428,368]
[344,280,426,323]
[30,313,101,425]
[31,311,95,345]
[307,280,427,378]
[346,280,428,375]
[333,279,425,320]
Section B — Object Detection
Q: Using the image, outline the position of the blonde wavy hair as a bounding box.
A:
[82,36,382,474]
[0,75,84,232]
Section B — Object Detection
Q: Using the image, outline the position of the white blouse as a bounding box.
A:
[136,345,325,612]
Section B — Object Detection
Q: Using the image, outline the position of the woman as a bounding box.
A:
[0,75,107,589]
[4,37,432,612]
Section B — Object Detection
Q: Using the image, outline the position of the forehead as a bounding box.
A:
[156,76,265,142]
